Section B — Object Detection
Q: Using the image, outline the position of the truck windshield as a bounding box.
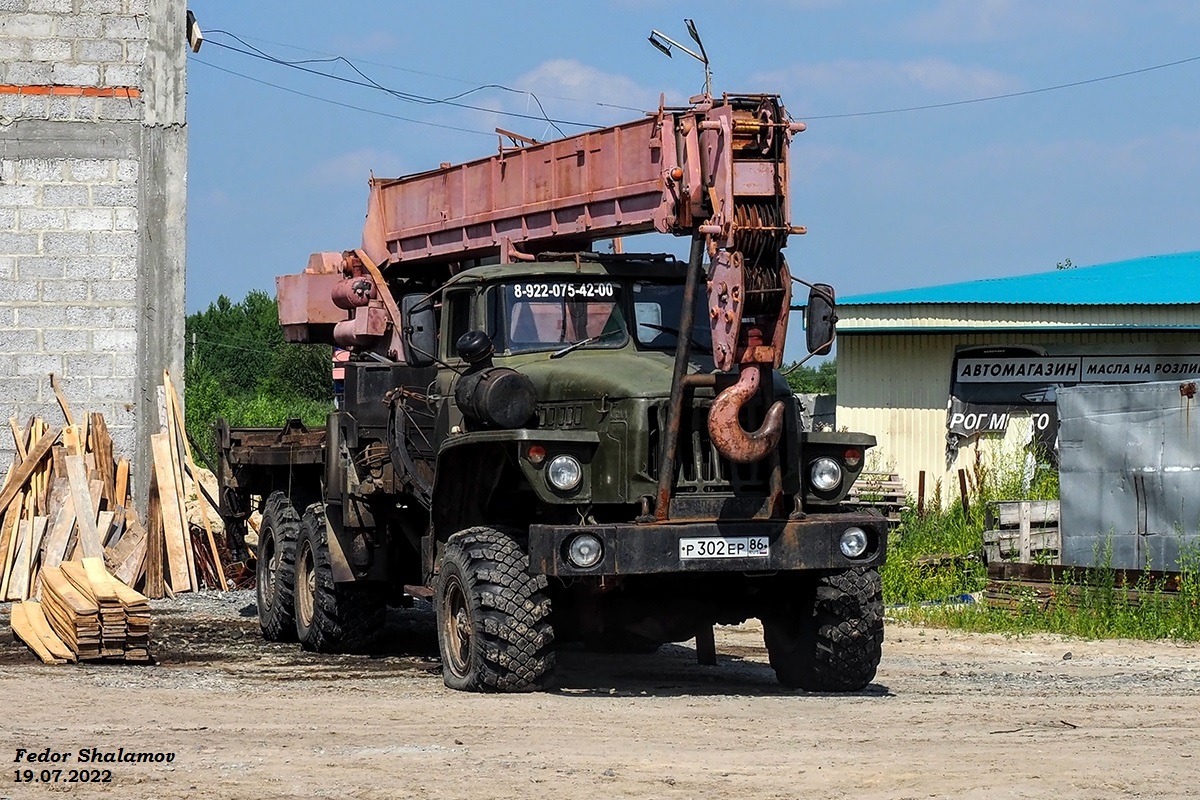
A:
[499,281,628,355]
[630,282,713,354]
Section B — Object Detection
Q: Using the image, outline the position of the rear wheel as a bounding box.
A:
[435,527,555,692]
[293,504,386,653]
[763,567,884,692]
[256,492,299,642]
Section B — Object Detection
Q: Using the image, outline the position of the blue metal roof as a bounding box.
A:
[840,251,1200,306]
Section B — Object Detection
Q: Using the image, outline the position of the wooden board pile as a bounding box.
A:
[3,372,227,664]
[14,562,150,664]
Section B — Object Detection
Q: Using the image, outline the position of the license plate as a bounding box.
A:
[678,536,770,560]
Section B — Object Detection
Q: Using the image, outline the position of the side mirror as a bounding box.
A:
[400,294,437,367]
[805,283,836,356]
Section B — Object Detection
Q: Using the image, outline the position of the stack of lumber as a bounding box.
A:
[0,372,227,607]
[13,562,151,664]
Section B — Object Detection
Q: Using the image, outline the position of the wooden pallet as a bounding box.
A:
[983,500,1060,564]
[845,472,907,521]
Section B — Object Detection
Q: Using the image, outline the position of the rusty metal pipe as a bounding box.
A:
[655,235,707,521]
[708,364,786,464]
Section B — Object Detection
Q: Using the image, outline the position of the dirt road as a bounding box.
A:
[2,593,1198,799]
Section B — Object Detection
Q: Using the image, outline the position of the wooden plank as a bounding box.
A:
[49,373,75,427]
[24,516,48,598]
[19,600,74,662]
[51,445,67,482]
[151,432,191,592]
[11,492,36,599]
[0,491,22,599]
[10,602,67,665]
[61,425,80,457]
[167,373,226,592]
[9,416,28,460]
[144,465,164,598]
[991,500,1060,527]
[95,511,116,551]
[0,425,61,516]
[113,457,130,510]
[0,466,17,594]
[89,412,115,507]
[163,372,197,591]
[64,455,102,559]
[4,515,29,601]
[1019,501,1032,563]
[110,516,148,588]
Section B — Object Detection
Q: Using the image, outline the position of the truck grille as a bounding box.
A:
[646,402,768,494]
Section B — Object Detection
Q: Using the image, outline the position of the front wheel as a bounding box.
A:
[435,527,555,692]
[293,504,386,653]
[763,567,884,692]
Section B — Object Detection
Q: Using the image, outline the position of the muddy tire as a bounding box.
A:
[435,527,555,692]
[293,504,386,653]
[256,491,300,642]
[763,567,884,692]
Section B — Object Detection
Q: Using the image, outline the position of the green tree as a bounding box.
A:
[185,290,333,462]
[784,359,836,394]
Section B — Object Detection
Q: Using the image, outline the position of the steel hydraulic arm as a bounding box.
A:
[279,92,807,465]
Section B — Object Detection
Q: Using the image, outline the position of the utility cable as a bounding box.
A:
[203,33,592,132]
[191,58,496,137]
[807,53,1200,120]
[213,30,649,115]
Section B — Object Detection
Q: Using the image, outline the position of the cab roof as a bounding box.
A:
[448,253,689,285]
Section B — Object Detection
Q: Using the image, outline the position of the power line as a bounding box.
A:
[806,53,1200,120]
[194,26,1200,130]
[203,32,594,133]
[191,58,496,137]
[218,31,649,115]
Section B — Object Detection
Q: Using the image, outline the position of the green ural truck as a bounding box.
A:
[216,93,886,692]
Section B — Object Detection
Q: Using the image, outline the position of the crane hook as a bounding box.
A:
[707,364,785,464]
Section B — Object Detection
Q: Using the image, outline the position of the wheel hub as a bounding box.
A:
[441,575,471,676]
[262,538,277,607]
[297,543,315,627]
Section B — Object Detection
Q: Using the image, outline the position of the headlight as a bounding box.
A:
[546,454,583,491]
[566,533,603,568]
[840,527,869,558]
[810,457,842,492]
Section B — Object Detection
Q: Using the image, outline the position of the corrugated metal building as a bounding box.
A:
[832,252,1200,501]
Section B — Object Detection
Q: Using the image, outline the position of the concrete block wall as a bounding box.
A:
[0,0,185,504]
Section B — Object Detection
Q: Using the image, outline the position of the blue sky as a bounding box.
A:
[185,1,1200,360]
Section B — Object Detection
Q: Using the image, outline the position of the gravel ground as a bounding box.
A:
[2,593,1199,799]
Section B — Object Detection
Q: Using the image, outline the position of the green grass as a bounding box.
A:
[880,441,1200,641]
[895,555,1200,641]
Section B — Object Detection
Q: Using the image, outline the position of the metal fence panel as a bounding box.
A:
[1058,380,1200,570]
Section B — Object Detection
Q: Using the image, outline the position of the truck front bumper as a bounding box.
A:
[528,513,888,577]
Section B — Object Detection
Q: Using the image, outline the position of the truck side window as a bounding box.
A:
[446,291,471,358]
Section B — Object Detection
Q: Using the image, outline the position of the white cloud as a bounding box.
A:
[513,59,683,128]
